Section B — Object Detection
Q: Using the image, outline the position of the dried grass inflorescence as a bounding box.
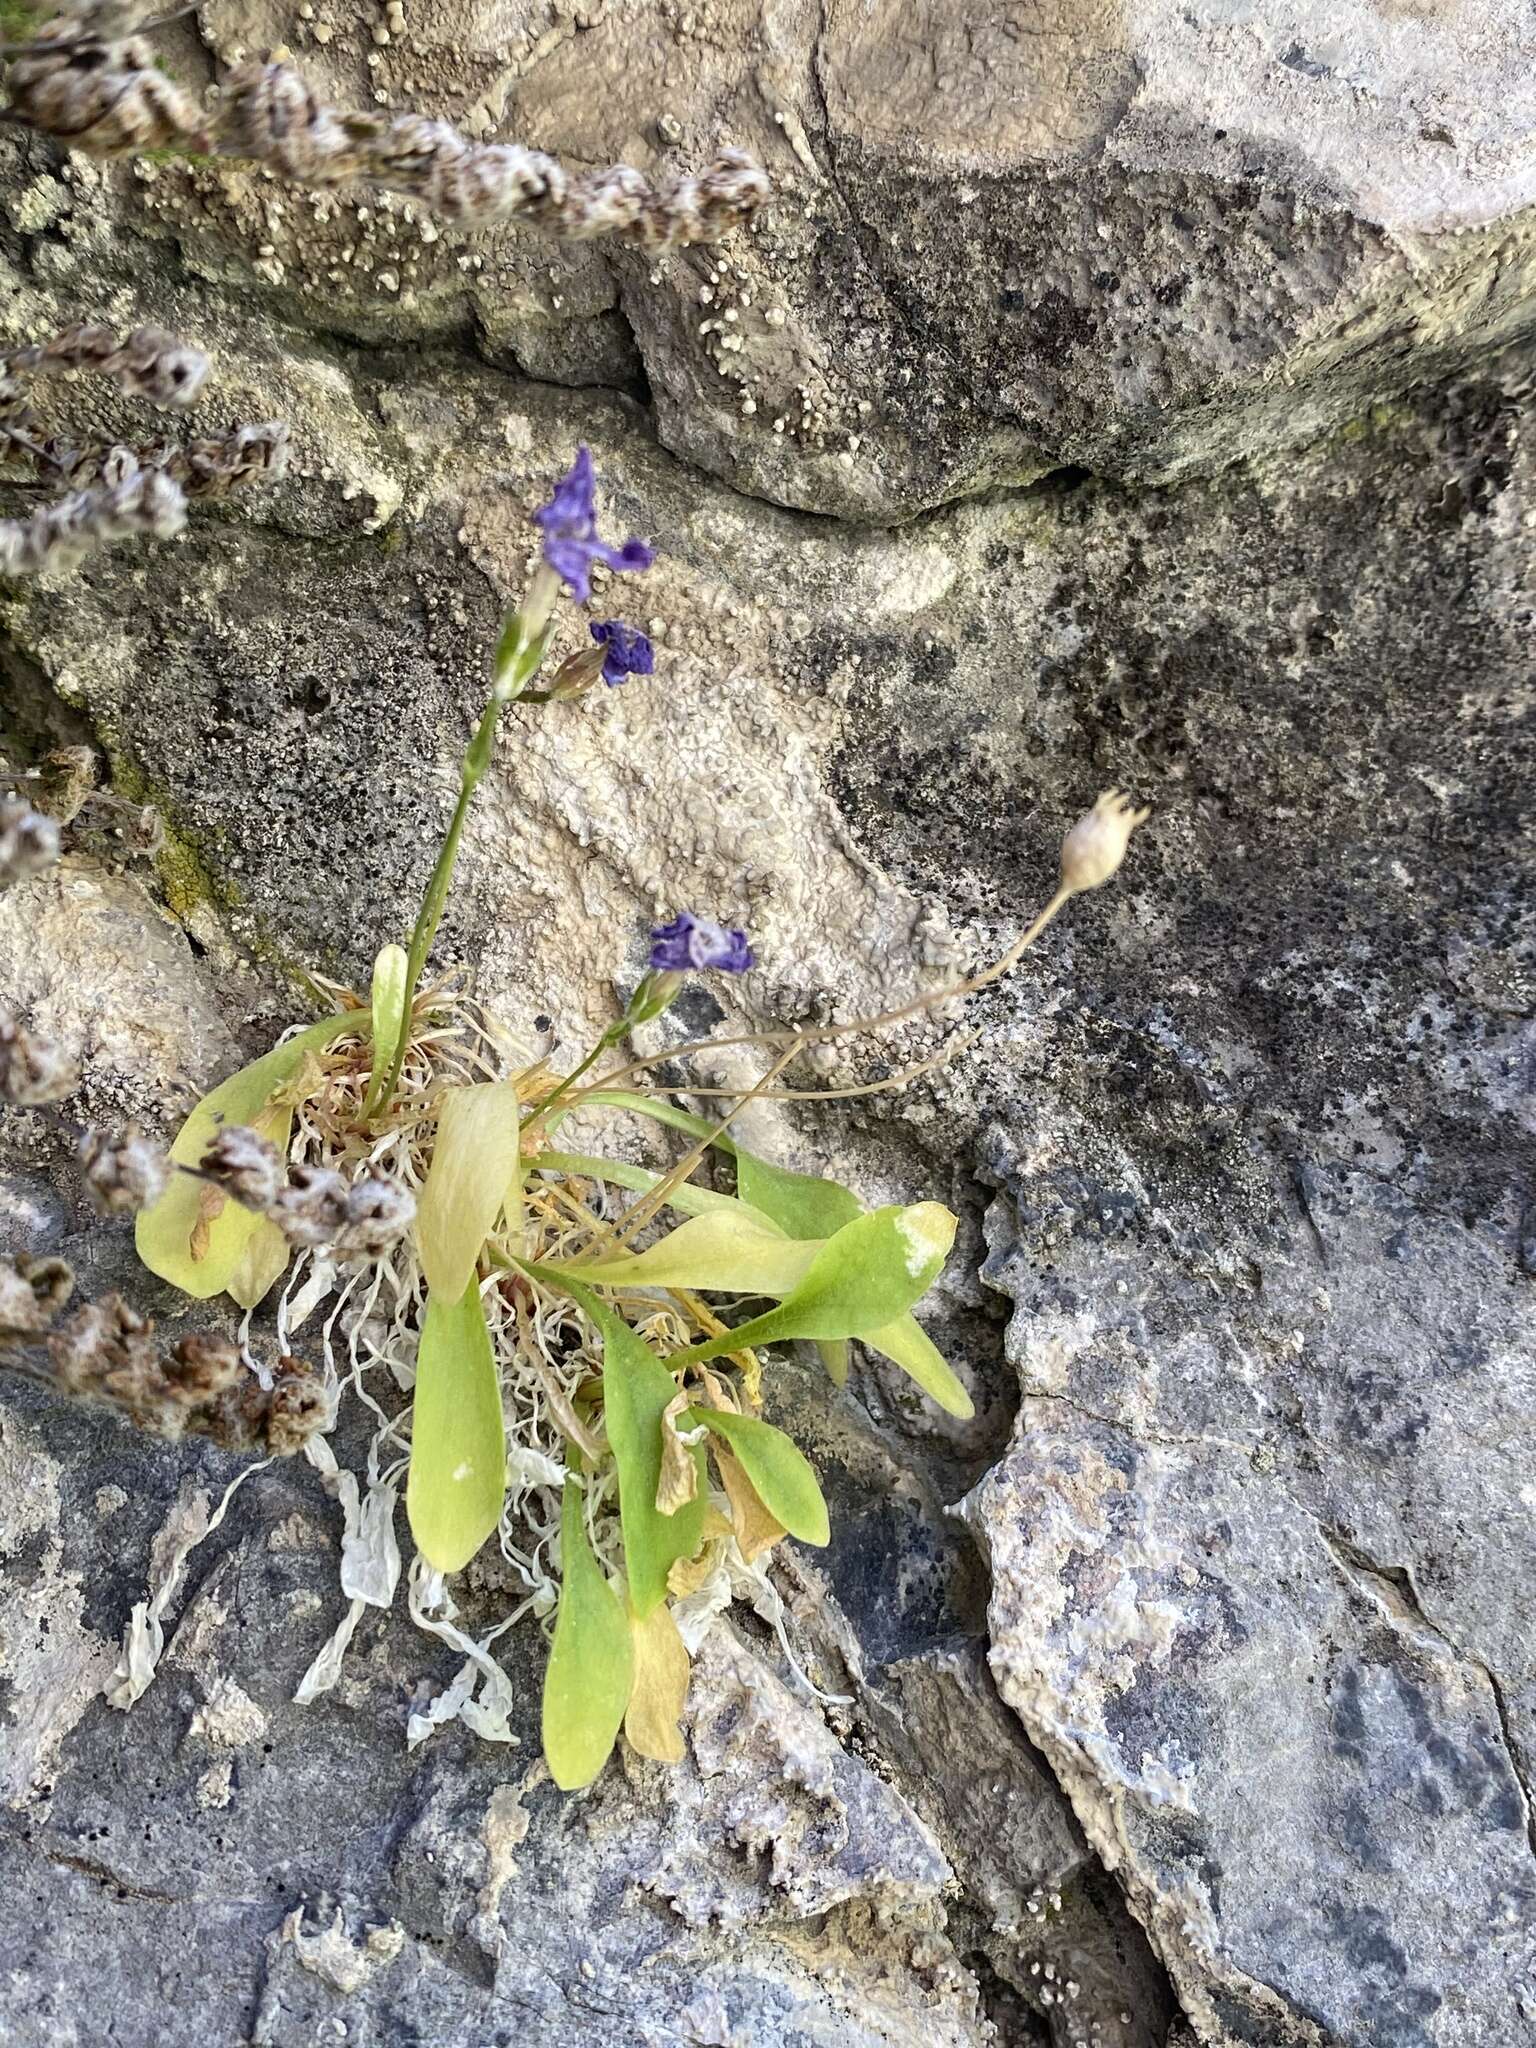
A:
[0,316,290,580]
[43,1292,327,1451]
[3,11,768,249]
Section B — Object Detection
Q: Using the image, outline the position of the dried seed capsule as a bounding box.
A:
[334,1176,416,1259]
[0,795,62,887]
[30,746,99,826]
[271,1164,349,1247]
[199,1123,284,1211]
[28,321,208,408]
[1059,788,1151,895]
[175,420,290,500]
[48,1293,158,1404]
[0,461,187,581]
[78,1123,171,1214]
[0,1254,75,1336]
[408,138,568,228]
[560,163,649,240]
[164,1328,244,1399]
[262,1354,328,1453]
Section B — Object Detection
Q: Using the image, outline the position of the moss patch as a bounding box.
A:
[104,748,244,923]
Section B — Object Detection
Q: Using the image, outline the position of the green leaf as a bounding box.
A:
[733,1153,862,1242]
[690,1409,829,1545]
[581,1090,862,1241]
[415,1081,522,1300]
[369,943,409,1088]
[522,1266,704,1616]
[558,1210,816,1298]
[862,1314,973,1420]
[135,1011,361,1306]
[406,1279,507,1573]
[543,1478,634,1790]
[681,1201,957,1364]
[533,1150,781,1233]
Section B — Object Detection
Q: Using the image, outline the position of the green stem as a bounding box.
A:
[525,1026,625,1133]
[362,574,559,1119]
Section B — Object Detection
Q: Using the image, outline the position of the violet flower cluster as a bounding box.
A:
[590,618,654,686]
[649,913,755,974]
[535,445,653,603]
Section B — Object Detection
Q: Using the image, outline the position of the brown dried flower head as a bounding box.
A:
[39,1289,327,1453]
[0,458,187,581]
[199,1122,284,1211]
[78,1123,171,1214]
[0,1253,75,1336]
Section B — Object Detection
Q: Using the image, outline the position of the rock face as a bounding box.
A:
[2,4,1535,2046]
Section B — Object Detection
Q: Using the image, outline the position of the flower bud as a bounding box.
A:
[626,968,685,1026]
[546,643,609,701]
[1059,789,1150,896]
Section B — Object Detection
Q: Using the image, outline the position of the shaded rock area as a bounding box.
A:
[3,3,1535,2045]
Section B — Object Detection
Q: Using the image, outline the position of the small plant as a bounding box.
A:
[0,36,1147,1775]
[1,437,1147,1784]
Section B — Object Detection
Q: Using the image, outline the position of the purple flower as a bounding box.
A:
[649,913,755,974]
[589,618,654,687]
[534,445,653,603]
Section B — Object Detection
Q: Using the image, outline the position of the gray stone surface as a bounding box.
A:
[13,0,1536,518]
[3,4,1536,2044]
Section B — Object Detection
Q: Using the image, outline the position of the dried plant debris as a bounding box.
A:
[4,10,208,155]
[199,1124,417,1257]
[1,9,769,247]
[0,452,186,577]
[0,319,208,411]
[0,1252,74,1335]
[0,792,61,886]
[42,1293,326,1452]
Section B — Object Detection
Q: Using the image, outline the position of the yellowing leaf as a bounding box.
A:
[714,1442,786,1562]
[521,1265,705,1617]
[415,1081,522,1300]
[668,1510,732,1596]
[692,1408,829,1546]
[863,1312,974,1420]
[543,1478,633,1790]
[656,1390,701,1514]
[683,1202,957,1363]
[817,1339,850,1387]
[136,1012,360,1305]
[406,1280,506,1573]
[562,1210,815,1297]
[624,1601,690,1763]
[370,943,409,1087]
